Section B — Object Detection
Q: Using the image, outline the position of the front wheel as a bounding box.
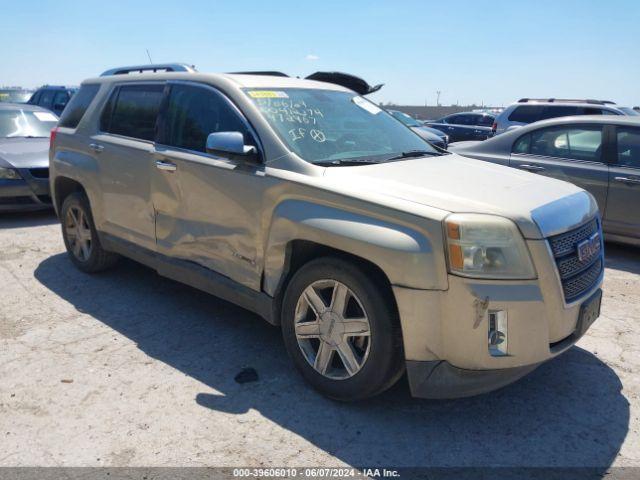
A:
[281,257,404,401]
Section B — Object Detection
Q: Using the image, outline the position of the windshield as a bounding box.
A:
[245,89,437,164]
[619,107,640,116]
[0,109,58,138]
[389,110,422,127]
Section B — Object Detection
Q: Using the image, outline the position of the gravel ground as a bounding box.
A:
[0,211,639,470]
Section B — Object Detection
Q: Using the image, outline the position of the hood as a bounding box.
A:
[410,126,444,142]
[448,140,482,150]
[0,138,50,169]
[323,153,597,239]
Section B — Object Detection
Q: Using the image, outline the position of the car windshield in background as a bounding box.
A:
[0,109,58,138]
[390,110,422,127]
[245,88,437,164]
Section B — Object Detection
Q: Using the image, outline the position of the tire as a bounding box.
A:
[281,257,404,401]
[60,192,119,273]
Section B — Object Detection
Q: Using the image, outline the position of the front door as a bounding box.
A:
[91,83,165,250]
[604,125,640,240]
[151,82,272,290]
[509,124,610,211]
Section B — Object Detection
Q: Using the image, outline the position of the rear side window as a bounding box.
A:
[507,106,543,123]
[529,126,603,162]
[39,89,55,109]
[616,127,640,168]
[539,106,580,120]
[161,84,251,153]
[58,84,100,128]
[476,115,494,127]
[101,84,164,141]
[513,133,531,154]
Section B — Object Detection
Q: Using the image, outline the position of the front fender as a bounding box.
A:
[263,199,448,295]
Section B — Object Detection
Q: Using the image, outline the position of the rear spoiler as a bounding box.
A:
[305,71,383,96]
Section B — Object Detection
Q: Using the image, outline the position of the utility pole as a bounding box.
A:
[436,90,442,106]
[146,49,153,64]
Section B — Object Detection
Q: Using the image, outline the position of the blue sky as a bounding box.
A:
[2,0,639,106]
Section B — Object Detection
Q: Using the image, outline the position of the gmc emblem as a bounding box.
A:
[577,232,601,262]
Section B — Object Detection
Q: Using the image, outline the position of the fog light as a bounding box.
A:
[488,310,508,357]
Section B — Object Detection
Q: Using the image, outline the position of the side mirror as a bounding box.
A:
[206,132,258,162]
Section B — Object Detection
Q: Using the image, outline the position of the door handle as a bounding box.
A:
[518,164,545,172]
[155,160,177,172]
[89,143,104,153]
[614,176,640,185]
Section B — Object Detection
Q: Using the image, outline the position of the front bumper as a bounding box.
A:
[394,238,603,399]
[0,169,51,211]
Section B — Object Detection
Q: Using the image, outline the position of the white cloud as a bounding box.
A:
[305,54,320,61]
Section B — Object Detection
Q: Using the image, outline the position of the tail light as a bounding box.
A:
[491,122,497,133]
[50,127,58,150]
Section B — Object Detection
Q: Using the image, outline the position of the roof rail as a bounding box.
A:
[517,98,615,105]
[229,71,289,77]
[100,63,197,76]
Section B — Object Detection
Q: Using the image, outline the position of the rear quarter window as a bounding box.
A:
[58,84,100,128]
[507,106,543,123]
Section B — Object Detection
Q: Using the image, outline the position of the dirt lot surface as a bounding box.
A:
[1,211,639,469]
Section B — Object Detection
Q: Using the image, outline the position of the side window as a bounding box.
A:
[530,126,603,162]
[513,133,531,154]
[616,127,640,168]
[507,106,543,123]
[539,106,580,120]
[58,84,100,129]
[476,115,494,127]
[53,91,70,109]
[161,84,251,153]
[39,89,55,109]
[446,115,461,125]
[102,84,164,141]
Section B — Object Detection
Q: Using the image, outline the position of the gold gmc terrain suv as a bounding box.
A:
[49,64,604,401]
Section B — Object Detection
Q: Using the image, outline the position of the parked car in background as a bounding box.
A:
[0,88,35,104]
[493,98,639,135]
[0,103,57,210]
[424,111,494,143]
[388,109,448,149]
[50,63,603,401]
[28,85,77,116]
[450,115,640,245]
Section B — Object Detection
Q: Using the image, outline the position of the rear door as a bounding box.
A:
[90,83,165,250]
[151,81,271,290]
[604,125,640,240]
[509,124,610,210]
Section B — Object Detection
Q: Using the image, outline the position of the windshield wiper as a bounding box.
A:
[383,150,442,161]
[313,158,381,166]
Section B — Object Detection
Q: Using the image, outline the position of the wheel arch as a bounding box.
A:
[53,176,87,216]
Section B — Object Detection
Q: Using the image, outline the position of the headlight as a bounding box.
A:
[0,167,21,180]
[444,214,536,279]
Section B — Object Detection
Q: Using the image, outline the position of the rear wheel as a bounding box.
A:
[281,257,404,401]
[60,192,119,273]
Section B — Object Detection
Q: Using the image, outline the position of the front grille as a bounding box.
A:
[29,168,49,179]
[547,218,603,303]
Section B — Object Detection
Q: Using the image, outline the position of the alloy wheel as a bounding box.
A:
[294,279,371,380]
[65,206,92,262]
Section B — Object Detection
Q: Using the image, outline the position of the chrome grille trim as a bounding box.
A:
[547,218,603,303]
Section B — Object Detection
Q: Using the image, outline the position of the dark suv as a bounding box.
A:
[425,112,495,143]
[28,86,77,116]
